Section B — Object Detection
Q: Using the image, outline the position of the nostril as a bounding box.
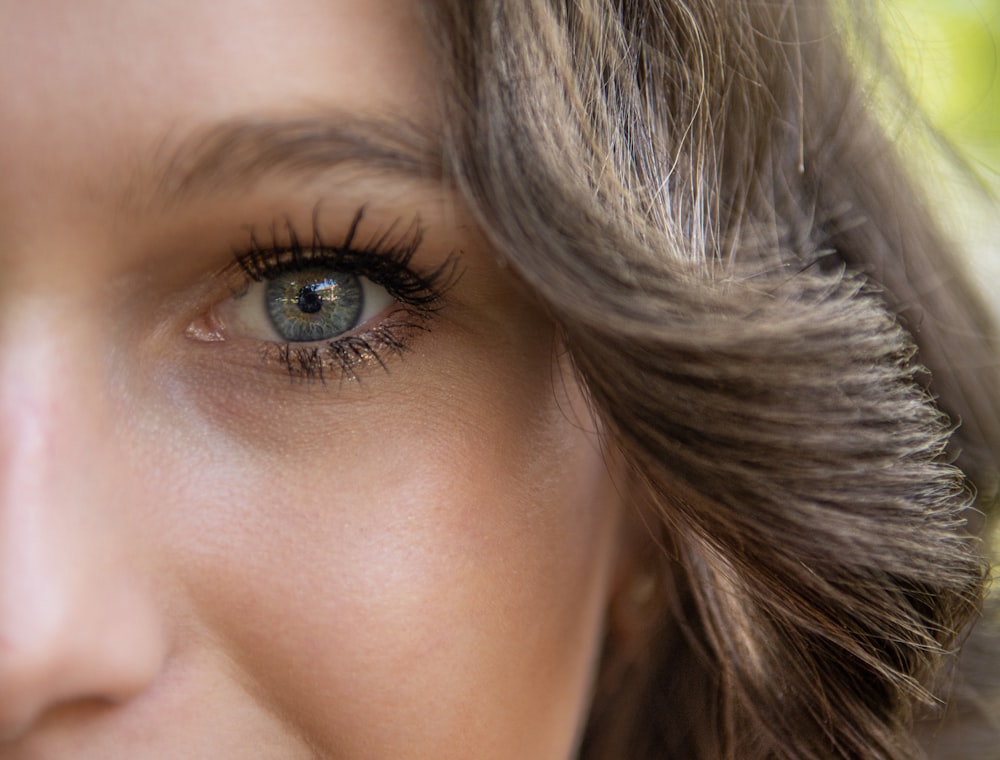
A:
[0,487,167,744]
[0,694,129,746]
[0,639,66,743]
[0,594,168,744]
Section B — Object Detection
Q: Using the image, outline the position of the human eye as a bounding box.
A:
[189,208,458,382]
[227,267,394,344]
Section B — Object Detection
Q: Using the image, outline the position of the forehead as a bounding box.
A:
[0,0,437,213]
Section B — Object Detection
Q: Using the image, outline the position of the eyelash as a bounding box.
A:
[226,207,458,383]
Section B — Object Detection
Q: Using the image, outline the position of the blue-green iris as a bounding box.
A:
[265,269,363,342]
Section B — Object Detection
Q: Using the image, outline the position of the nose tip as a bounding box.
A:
[0,497,168,742]
[0,570,167,742]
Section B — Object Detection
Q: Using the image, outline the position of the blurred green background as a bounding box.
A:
[883,0,999,297]
[885,0,1000,173]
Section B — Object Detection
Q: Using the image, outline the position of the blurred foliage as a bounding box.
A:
[883,0,1000,172]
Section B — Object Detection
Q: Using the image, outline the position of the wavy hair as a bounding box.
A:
[421,1,1000,757]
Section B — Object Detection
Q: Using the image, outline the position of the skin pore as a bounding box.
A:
[0,1,627,757]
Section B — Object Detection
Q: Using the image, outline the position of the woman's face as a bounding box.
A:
[0,1,626,757]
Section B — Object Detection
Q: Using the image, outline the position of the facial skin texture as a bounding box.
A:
[0,2,626,758]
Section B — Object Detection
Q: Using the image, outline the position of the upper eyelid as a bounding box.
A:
[235,207,419,279]
[229,208,462,308]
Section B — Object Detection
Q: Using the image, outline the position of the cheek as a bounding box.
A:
[133,329,622,758]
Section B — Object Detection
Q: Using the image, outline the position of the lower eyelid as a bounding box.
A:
[266,321,413,381]
[183,276,437,385]
[198,305,433,384]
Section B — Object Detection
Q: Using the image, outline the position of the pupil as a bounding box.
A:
[297,286,324,314]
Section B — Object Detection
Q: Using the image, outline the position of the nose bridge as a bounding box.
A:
[0,314,100,530]
[1,339,61,497]
[0,312,165,740]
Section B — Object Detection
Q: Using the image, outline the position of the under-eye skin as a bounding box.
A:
[192,207,459,382]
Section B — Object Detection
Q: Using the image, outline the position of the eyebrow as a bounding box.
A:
[139,113,444,208]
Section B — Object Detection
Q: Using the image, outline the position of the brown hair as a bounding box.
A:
[422,1,1000,757]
